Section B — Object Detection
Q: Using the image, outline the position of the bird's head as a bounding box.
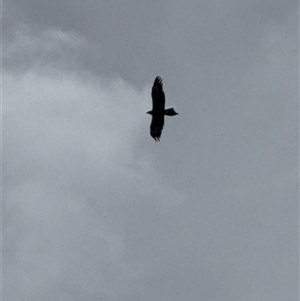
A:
[146,110,153,115]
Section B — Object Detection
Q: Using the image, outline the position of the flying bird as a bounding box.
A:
[147,76,178,141]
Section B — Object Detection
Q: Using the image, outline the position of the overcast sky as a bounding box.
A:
[3,1,299,300]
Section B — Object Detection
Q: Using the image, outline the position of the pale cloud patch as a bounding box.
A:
[3,27,185,300]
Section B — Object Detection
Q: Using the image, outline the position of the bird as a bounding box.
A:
[147,76,178,141]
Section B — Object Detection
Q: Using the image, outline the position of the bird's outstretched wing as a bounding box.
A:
[151,76,165,111]
[150,114,164,141]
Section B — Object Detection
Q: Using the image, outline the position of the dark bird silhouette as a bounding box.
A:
[147,76,178,141]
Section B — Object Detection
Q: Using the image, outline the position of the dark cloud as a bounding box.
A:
[6,0,297,83]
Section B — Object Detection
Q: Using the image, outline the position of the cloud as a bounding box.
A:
[3,3,298,300]
[4,25,101,74]
[3,26,185,300]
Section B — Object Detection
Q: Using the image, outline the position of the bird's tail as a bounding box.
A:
[165,108,178,116]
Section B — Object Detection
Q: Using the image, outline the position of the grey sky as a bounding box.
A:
[3,1,299,300]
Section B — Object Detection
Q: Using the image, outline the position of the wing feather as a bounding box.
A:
[151,76,165,112]
[150,114,164,141]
